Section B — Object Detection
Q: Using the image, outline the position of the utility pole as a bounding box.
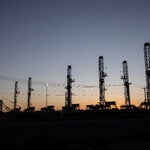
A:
[142,87,147,102]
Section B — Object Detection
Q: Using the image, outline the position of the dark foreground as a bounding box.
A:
[0,110,150,150]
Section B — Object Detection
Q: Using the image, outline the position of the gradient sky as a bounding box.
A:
[0,0,150,110]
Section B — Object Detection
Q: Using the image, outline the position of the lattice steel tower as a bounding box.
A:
[98,56,107,105]
[0,100,3,112]
[14,81,19,110]
[27,77,34,109]
[65,65,75,107]
[121,61,131,105]
[144,42,150,104]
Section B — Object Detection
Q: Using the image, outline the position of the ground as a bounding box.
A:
[0,115,150,150]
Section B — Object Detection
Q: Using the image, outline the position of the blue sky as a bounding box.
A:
[0,0,150,110]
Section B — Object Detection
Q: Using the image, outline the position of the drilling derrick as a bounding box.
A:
[65,65,75,108]
[121,61,131,106]
[98,56,107,105]
[27,77,34,110]
[14,81,20,110]
[0,100,3,112]
[144,42,150,108]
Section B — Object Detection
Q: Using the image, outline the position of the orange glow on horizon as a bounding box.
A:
[0,80,145,111]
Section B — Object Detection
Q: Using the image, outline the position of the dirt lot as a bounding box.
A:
[0,116,150,150]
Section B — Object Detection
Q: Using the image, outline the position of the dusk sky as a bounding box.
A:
[0,0,150,110]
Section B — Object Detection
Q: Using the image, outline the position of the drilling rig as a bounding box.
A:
[0,100,2,112]
[140,43,150,109]
[24,77,35,112]
[63,65,79,111]
[98,56,107,106]
[65,65,75,109]
[0,100,11,112]
[13,81,21,111]
[65,65,73,107]
[121,61,135,109]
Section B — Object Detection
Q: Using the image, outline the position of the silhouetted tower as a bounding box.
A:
[65,65,75,107]
[27,77,34,108]
[98,56,107,105]
[14,81,19,110]
[0,100,3,112]
[144,42,150,104]
[121,61,131,105]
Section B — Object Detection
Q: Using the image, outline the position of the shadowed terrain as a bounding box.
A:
[0,114,150,150]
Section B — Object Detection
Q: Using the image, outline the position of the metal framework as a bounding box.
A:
[121,61,131,106]
[65,65,75,107]
[27,77,34,109]
[0,100,10,112]
[14,81,20,110]
[98,56,107,105]
[0,100,3,112]
[144,42,150,104]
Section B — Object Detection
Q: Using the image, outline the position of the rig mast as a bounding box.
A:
[144,42,150,104]
[0,100,2,112]
[65,65,75,108]
[98,56,107,105]
[121,61,131,106]
[14,81,20,110]
[27,77,34,109]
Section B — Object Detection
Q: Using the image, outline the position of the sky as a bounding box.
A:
[0,0,150,111]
